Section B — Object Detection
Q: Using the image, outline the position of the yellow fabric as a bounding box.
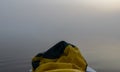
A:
[33,45,87,72]
[45,69,83,72]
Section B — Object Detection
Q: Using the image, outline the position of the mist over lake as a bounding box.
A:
[0,0,120,72]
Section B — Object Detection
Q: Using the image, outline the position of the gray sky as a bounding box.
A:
[0,0,120,72]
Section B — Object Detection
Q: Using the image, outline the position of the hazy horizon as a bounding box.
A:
[0,0,120,72]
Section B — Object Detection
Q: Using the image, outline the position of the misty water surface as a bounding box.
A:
[0,0,120,72]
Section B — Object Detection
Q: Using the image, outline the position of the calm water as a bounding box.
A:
[0,0,120,72]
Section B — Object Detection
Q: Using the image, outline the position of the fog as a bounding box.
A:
[0,0,120,72]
